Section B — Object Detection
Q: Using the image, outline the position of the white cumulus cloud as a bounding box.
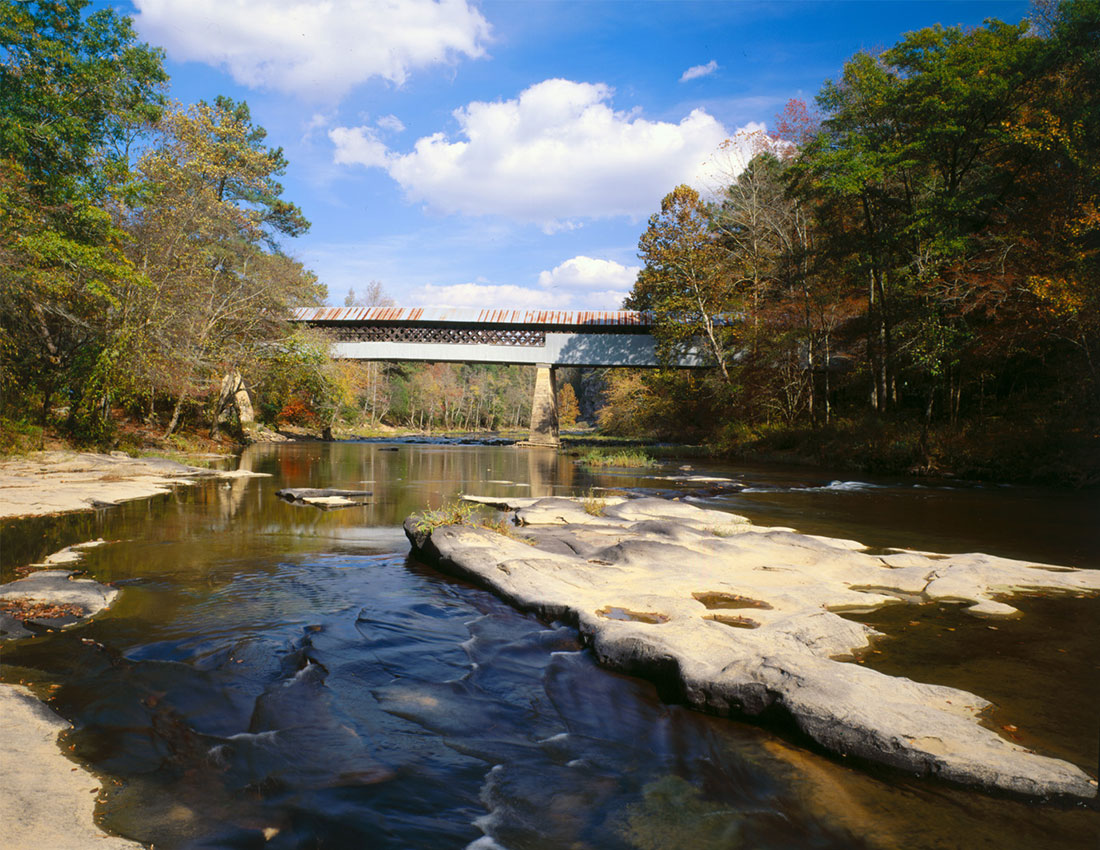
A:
[132,0,491,101]
[407,283,571,309]
[330,126,390,168]
[329,78,736,230]
[537,256,638,309]
[376,114,406,134]
[680,60,719,82]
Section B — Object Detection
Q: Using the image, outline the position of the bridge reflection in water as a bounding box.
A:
[290,307,705,446]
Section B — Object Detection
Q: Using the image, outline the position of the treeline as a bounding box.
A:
[298,359,538,435]
[609,2,1099,483]
[0,1,328,448]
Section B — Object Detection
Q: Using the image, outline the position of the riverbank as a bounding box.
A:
[0,450,268,521]
[712,416,1100,489]
[0,542,140,847]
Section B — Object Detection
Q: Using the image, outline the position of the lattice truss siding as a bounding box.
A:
[329,325,548,346]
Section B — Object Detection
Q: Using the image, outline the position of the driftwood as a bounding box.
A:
[276,488,372,509]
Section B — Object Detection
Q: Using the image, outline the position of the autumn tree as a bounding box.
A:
[556,382,580,428]
[627,185,737,383]
[1012,0,1100,403]
[123,100,322,436]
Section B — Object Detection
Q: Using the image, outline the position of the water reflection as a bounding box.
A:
[1,442,1097,849]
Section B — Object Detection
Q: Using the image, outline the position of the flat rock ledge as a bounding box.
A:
[1,542,117,639]
[0,685,142,849]
[404,496,1100,800]
[0,450,270,519]
[0,542,139,847]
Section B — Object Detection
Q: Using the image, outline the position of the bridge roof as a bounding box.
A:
[291,306,655,328]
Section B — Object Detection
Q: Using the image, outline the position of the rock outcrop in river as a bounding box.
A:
[404,496,1100,800]
[0,541,140,847]
[0,450,270,518]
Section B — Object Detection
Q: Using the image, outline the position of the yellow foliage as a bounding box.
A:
[1026,276,1086,317]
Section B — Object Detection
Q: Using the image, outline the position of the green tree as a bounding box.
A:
[0,0,165,194]
[793,17,1045,417]
[0,0,166,437]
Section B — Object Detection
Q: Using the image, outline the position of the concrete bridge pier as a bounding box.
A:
[526,364,559,447]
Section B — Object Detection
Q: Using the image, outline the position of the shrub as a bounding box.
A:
[277,397,319,427]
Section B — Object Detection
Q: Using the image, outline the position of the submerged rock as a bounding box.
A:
[404,496,1100,800]
[1,540,120,640]
[0,568,119,639]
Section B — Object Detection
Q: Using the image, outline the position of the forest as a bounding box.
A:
[1,1,1097,484]
[603,1,1099,484]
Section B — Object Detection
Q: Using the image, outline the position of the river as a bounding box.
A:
[2,441,1097,849]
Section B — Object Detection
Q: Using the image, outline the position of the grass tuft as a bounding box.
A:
[577,448,656,469]
[413,500,479,533]
[582,488,607,516]
[414,499,536,544]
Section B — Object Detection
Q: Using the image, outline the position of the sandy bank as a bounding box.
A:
[0,450,267,519]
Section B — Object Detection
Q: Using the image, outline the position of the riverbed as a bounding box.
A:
[2,441,1097,848]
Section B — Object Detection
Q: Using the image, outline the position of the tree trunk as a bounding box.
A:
[918,387,935,466]
[868,269,882,411]
[38,384,52,450]
[165,392,187,439]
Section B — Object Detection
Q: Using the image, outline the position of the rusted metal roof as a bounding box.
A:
[290,306,658,328]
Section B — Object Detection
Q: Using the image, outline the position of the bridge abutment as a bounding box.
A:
[526,364,559,447]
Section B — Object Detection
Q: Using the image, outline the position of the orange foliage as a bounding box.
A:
[277,397,318,427]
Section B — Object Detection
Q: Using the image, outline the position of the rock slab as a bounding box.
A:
[0,541,138,847]
[0,685,142,849]
[404,496,1100,800]
[0,450,269,518]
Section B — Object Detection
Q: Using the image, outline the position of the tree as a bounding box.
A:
[556,382,580,428]
[0,0,166,194]
[627,185,737,383]
[343,280,396,425]
[123,100,322,436]
[1011,0,1100,401]
[345,280,395,309]
[791,18,1046,417]
[0,0,166,437]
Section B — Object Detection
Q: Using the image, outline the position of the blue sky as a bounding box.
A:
[102,0,1031,310]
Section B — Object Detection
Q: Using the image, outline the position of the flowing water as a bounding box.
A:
[1,441,1098,849]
